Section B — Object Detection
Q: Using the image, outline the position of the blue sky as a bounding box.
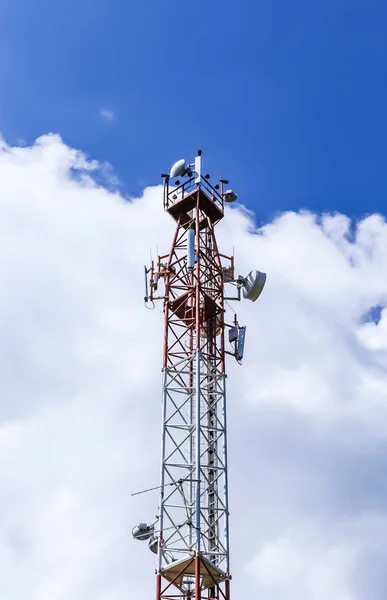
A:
[1,0,387,224]
[2,5,387,596]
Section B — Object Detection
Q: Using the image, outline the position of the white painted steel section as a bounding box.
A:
[221,376,231,573]
[187,229,195,270]
[158,368,168,571]
[194,153,202,183]
[156,355,229,574]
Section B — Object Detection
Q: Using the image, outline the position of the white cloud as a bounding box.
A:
[247,521,356,600]
[1,134,387,599]
[98,108,115,122]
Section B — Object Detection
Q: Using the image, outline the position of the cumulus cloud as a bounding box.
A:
[1,134,387,599]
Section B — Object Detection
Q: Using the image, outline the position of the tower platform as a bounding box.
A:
[160,554,228,591]
[167,186,224,230]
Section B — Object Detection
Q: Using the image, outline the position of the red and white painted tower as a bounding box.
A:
[132,151,266,600]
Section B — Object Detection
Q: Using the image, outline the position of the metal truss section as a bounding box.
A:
[158,353,229,575]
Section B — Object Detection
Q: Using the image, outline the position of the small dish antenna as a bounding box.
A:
[222,189,238,203]
[132,522,154,541]
[243,270,266,302]
[132,516,159,542]
[148,535,158,554]
[170,158,188,179]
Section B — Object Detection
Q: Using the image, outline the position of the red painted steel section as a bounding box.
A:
[156,574,161,600]
[225,579,230,600]
[162,215,182,368]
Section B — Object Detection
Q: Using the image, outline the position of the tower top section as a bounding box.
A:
[161,150,238,229]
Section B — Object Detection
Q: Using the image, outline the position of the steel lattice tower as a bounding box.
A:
[132,151,266,600]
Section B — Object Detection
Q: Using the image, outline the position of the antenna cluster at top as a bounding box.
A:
[151,150,267,365]
[161,150,238,205]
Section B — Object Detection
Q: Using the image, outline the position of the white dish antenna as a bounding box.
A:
[243,270,266,302]
[148,536,158,554]
[223,189,238,203]
[169,158,186,178]
[132,522,153,541]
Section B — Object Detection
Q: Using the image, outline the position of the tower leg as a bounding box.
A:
[195,555,201,600]
[156,574,161,600]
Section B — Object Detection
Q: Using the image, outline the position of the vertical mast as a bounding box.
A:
[132,151,266,600]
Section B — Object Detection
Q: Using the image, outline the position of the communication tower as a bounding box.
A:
[132,151,266,600]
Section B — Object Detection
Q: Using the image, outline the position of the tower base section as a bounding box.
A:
[156,554,230,600]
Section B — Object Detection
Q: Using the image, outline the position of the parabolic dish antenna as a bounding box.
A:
[132,523,153,541]
[223,189,238,203]
[243,270,266,302]
[169,158,186,179]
